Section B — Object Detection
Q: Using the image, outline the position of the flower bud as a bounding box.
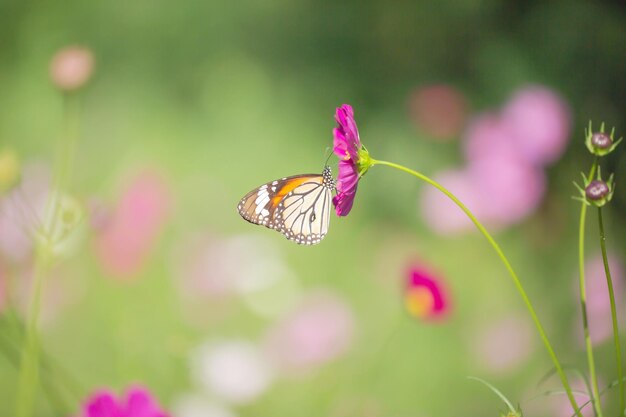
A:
[585,180,609,201]
[585,122,622,157]
[574,169,615,207]
[590,132,612,149]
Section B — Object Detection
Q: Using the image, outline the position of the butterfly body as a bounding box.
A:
[237,166,334,245]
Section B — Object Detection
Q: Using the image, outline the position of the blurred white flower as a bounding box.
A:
[173,233,300,318]
[192,339,274,405]
[171,394,237,417]
[0,162,50,263]
[264,290,355,376]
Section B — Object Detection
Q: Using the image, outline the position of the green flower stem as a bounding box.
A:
[15,92,81,417]
[15,245,52,417]
[578,159,604,417]
[597,206,624,415]
[0,318,70,415]
[371,159,582,417]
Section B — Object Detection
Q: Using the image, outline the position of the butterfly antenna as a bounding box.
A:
[324,147,333,167]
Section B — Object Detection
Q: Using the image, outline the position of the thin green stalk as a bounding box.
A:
[597,207,624,415]
[578,159,603,417]
[15,244,52,417]
[0,319,70,415]
[371,159,582,417]
[15,92,81,417]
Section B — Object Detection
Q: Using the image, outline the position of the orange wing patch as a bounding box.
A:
[270,176,322,207]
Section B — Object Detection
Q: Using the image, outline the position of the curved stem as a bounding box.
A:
[371,159,582,417]
[598,207,624,415]
[578,159,604,417]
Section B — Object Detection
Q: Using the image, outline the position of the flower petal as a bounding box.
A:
[333,104,361,161]
[124,386,168,417]
[83,390,122,417]
[335,160,358,194]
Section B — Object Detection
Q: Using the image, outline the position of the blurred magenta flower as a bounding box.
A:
[405,265,450,321]
[408,84,467,140]
[333,104,363,216]
[574,252,624,346]
[264,290,354,375]
[192,339,274,405]
[501,86,571,166]
[469,315,534,374]
[94,170,172,279]
[50,46,95,91]
[79,385,169,417]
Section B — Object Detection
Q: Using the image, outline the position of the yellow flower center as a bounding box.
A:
[405,287,435,318]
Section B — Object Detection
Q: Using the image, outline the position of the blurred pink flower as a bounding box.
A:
[463,113,519,164]
[50,46,95,91]
[549,377,602,417]
[264,290,354,376]
[470,315,534,374]
[501,86,571,166]
[79,385,169,417]
[420,168,485,235]
[94,170,172,279]
[192,339,274,405]
[574,252,625,346]
[468,153,546,227]
[408,84,467,140]
[405,265,450,321]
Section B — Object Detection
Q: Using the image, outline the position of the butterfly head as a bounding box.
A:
[322,165,335,189]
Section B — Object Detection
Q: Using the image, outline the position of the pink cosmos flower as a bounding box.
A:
[408,84,467,140]
[468,153,546,227]
[264,290,355,376]
[405,265,450,321]
[94,170,172,280]
[332,104,362,216]
[463,113,520,164]
[501,86,571,166]
[78,385,169,417]
[420,168,486,235]
[50,46,95,91]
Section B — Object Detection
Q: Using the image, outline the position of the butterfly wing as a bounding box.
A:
[237,167,334,245]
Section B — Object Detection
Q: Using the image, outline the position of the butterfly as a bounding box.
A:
[237,166,335,245]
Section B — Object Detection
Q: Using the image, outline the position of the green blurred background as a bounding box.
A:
[0,0,625,416]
